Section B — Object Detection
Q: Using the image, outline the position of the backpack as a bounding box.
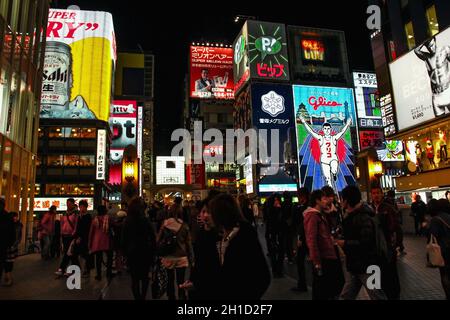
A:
[371,214,389,262]
[157,227,178,257]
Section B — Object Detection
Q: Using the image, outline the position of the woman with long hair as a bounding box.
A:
[208,193,271,300]
[157,202,193,300]
[121,197,156,300]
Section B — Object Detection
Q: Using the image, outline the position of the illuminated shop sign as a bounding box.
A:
[301,39,324,61]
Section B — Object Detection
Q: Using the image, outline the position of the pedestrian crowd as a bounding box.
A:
[0,187,449,301]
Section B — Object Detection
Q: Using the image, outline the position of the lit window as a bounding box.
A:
[405,21,416,50]
[426,5,439,36]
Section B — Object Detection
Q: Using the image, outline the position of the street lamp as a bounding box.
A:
[372,161,383,178]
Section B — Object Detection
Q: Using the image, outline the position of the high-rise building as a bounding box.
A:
[36,8,116,210]
[0,0,50,250]
[113,51,155,203]
[369,0,450,200]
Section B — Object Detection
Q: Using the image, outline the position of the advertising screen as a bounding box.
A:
[251,83,298,191]
[389,26,450,131]
[33,197,94,212]
[359,130,384,150]
[233,24,250,94]
[109,100,138,185]
[244,155,254,194]
[156,157,185,185]
[293,85,357,193]
[247,20,290,82]
[353,72,381,129]
[41,9,116,122]
[190,46,234,100]
[376,140,405,162]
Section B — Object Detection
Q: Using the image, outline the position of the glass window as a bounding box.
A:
[0,0,9,20]
[426,5,439,37]
[79,155,95,167]
[63,127,80,138]
[0,66,11,134]
[9,0,20,32]
[405,21,416,50]
[48,127,63,138]
[47,155,63,166]
[45,184,94,196]
[80,128,96,139]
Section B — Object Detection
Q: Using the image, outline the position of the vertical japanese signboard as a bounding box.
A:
[96,129,107,180]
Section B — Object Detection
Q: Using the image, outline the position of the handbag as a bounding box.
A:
[427,234,445,268]
[151,259,168,299]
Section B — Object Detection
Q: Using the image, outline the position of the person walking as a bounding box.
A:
[238,194,256,227]
[76,200,93,278]
[89,205,113,281]
[122,197,156,300]
[411,194,427,236]
[51,212,62,259]
[39,206,56,260]
[264,194,285,277]
[157,202,193,300]
[292,187,309,292]
[369,186,401,300]
[112,202,127,275]
[282,192,296,264]
[55,199,79,276]
[208,193,271,300]
[337,186,387,300]
[2,212,23,286]
[304,190,344,300]
[428,199,450,300]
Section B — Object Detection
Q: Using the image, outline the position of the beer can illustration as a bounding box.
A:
[41,41,72,117]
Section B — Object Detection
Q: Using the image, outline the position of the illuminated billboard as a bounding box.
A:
[251,83,298,191]
[302,39,325,61]
[233,20,289,94]
[41,9,116,122]
[156,157,185,185]
[293,85,357,193]
[353,72,381,130]
[190,46,234,100]
[109,100,138,185]
[389,26,450,131]
[34,197,94,212]
[376,140,405,162]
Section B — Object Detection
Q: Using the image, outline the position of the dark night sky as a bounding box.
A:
[53,1,374,155]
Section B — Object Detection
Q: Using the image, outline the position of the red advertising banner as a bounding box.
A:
[109,100,138,185]
[359,130,384,150]
[186,164,206,189]
[190,46,234,100]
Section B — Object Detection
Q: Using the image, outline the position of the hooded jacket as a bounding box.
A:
[303,207,338,266]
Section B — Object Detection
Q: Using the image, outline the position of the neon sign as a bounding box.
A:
[302,39,324,61]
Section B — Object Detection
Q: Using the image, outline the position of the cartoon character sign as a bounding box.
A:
[293,85,358,194]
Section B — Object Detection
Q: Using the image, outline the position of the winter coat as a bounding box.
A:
[158,218,193,269]
[75,213,92,254]
[40,212,55,236]
[0,211,15,256]
[429,212,450,266]
[304,207,338,267]
[370,201,400,250]
[89,215,112,253]
[61,209,79,236]
[216,222,271,300]
[342,204,379,274]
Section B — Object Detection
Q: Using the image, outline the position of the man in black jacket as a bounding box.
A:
[0,198,15,281]
[411,195,427,236]
[292,187,309,292]
[75,200,93,277]
[337,186,387,300]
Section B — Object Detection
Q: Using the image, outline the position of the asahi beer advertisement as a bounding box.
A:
[190,46,234,100]
[293,85,357,193]
[41,9,116,122]
[109,100,138,185]
[251,83,298,193]
[389,26,450,131]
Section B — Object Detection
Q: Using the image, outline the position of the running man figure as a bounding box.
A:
[300,116,352,191]
[414,36,450,116]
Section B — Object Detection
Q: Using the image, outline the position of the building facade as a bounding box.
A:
[369,0,450,201]
[0,0,50,250]
[113,51,155,203]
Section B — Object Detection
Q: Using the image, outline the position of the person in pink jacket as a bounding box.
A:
[304,190,344,300]
[40,206,56,260]
[55,199,79,276]
[89,205,113,281]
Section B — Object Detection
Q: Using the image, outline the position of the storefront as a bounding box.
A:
[36,119,112,210]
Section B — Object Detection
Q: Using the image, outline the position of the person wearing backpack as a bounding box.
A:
[157,202,193,300]
[429,199,450,300]
[337,186,387,300]
[369,186,401,300]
